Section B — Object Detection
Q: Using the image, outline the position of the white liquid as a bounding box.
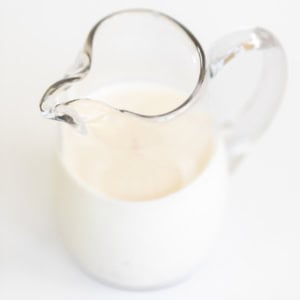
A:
[57,84,228,288]
[61,84,214,201]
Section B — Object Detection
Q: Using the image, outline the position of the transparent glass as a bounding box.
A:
[40,9,287,290]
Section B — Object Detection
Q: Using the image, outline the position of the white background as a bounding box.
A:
[0,0,299,299]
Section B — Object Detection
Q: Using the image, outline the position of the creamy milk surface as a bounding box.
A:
[57,84,228,288]
[61,84,214,201]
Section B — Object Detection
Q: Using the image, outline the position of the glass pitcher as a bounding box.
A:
[40,9,286,290]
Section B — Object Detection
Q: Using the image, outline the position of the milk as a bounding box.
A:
[56,84,228,289]
[61,84,214,201]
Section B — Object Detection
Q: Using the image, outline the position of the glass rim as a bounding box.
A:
[40,8,207,123]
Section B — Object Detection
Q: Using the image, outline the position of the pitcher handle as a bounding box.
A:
[208,27,287,170]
